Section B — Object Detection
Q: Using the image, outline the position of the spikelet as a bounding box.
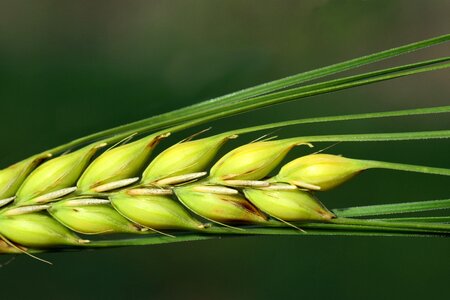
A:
[77,134,168,193]
[243,187,334,221]
[48,198,142,235]
[209,139,310,187]
[275,154,369,191]
[110,191,205,231]
[0,213,87,248]
[0,153,51,202]
[175,184,268,225]
[142,133,236,185]
[15,143,105,205]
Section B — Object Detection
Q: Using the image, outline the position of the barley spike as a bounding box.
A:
[1,34,450,258]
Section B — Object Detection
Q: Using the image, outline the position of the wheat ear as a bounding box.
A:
[1,34,450,259]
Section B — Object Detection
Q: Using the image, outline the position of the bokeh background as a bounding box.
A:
[0,1,449,299]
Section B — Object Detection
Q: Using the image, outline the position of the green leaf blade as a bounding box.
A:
[333,199,450,217]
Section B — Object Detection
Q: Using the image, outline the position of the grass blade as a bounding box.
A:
[333,199,450,217]
[97,34,450,134]
[301,129,450,142]
[232,105,450,135]
[49,60,450,152]
[363,160,450,176]
[374,216,450,223]
[41,35,450,154]
[166,61,450,134]
[167,57,450,130]
[331,217,450,232]
[85,230,446,249]
[213,34,450,101]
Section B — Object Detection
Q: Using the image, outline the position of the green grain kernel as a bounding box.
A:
[175,184,267,224]
[77,134,167,193]
[0,153,51,201]
[49,199,141,235]
[0,213,87,248]
[142,133,235,184]
[15,143,105,205]
[110,191,204,230]
[244,187,334,221]
[275,154,368,191]
[209,139,305,183]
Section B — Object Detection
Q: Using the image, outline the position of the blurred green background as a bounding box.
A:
[0,1,449,299]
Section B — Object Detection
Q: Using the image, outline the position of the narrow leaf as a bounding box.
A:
[374,216,450,223]
[232,105,450,135]
[334,199,450,217]
[302,130,450,142]
[42,35,450,154]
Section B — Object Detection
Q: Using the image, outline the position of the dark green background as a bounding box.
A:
[1,1,449,299]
